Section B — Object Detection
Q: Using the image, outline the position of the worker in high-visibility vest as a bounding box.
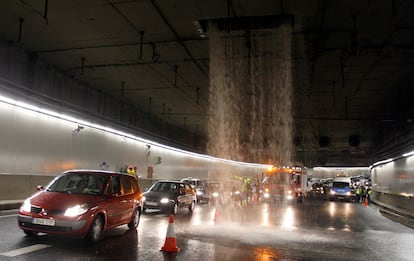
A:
[235,176,251,207]
[355,185,362,202]
[367,187,372,204]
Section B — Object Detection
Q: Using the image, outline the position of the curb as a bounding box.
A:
[0,200,23,211]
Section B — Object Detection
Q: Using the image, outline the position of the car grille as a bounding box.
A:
[30,206,65,215]
[31,206,42,213]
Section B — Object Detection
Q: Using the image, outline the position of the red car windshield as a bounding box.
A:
[46,173,107,195]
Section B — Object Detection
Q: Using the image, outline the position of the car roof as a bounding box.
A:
[62,169,137,179]
[180,177,201,180]
[156,180,185,184]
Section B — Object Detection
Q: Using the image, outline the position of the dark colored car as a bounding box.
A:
[180,177,204,202]
[197,181,225,204]
[142,180,196,214]
[309,183,326,199]
[18,170,142,243]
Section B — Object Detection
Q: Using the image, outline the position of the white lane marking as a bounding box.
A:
[0,244,51,257]
[0,214,17,218]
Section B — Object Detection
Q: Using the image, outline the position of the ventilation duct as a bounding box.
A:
[349,135,360,147]
[319,136,330,147]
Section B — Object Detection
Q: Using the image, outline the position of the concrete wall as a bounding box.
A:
[0,92,268,201]
[371,155,414,215]
[0,175,55,200]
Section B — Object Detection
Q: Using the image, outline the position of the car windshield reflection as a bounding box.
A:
[150,182,181,193]
[47,173,107,195]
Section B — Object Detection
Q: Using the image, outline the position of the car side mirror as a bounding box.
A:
[36,185,44,191]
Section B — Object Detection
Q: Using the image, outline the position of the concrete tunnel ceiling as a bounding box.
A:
[0,0,413,168]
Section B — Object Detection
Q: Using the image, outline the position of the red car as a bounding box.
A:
[18,169,142,242]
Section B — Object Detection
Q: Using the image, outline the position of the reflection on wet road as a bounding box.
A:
[1,200,413,260]
[165,200,414,260]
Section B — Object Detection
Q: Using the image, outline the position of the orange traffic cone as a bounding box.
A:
[213,207,222,223]
[253,193,259,204]
[161,214,180,253]
[364,197,368,207]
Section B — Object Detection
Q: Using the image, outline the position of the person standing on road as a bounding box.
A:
[355,185,362,202]
[240,178,251,207]
[361,186,367,203]
[367,187,372,204]
[234,176,252,207]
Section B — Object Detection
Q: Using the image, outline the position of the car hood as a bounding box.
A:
[143,190,176,199]
[333,188,349,193]
[27,190,100,210]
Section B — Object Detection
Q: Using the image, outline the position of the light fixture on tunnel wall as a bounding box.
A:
[318,136,330,147]
[193,20,206,38]
[72,125,84,136]
[348,135,360,147]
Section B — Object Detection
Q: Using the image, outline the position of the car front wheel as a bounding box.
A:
[128,207,140,229]
[88,215,104,243]
[171,203,178,215]
[189,201,195,212]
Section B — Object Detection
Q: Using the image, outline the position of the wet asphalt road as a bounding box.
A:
[0,199,413,260]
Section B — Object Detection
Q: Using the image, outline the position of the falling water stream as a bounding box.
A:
[207,20,294,179]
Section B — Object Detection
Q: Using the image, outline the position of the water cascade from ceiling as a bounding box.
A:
[206,16,294,179]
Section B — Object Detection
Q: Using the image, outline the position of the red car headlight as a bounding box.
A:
[64,204,89,217]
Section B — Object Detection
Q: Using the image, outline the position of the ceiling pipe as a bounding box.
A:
[350,14,358,56]
[138,31,144,61]
[17,18,24,43]
[80,57,85,75]
[174,65,178,87]
[34,38,205,54]
[196,87,200,105]
[151,44,159,62]
[340,55,345,89]
[43,0,49,25]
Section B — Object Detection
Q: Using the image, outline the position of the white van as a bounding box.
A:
[329,177,354,201]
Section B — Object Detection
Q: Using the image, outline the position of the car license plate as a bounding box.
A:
[33,218,55,226]
[146,202,158,206]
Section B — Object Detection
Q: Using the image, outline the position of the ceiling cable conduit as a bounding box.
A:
[18,0,49,25]
[149,0,208,79]
[99,1,208,107]
[352,0,413,96]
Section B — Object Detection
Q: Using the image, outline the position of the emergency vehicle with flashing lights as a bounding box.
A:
[261,166,307,203]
